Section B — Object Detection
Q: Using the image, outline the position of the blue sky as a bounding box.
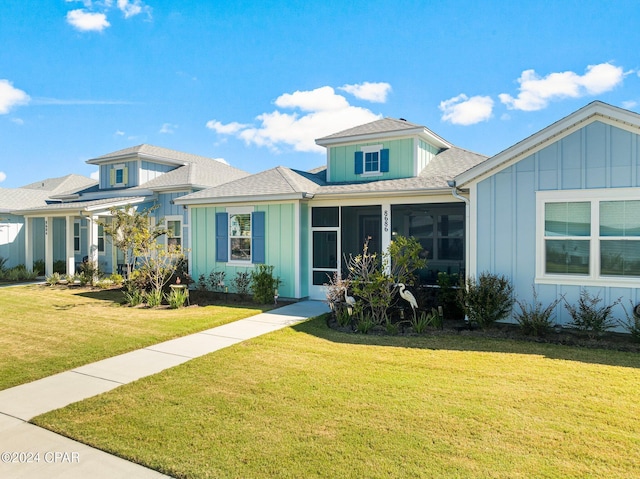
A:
[1,0,639,188]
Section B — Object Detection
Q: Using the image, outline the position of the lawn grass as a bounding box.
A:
[34,316,640,479]
[0,285,265,390]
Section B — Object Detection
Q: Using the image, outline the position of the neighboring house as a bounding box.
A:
[2,145,248,276]
[455,100,640,324]
[175,118,487,300]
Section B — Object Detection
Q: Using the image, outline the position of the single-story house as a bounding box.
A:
[175,100,640,324]
[0,145,248,276]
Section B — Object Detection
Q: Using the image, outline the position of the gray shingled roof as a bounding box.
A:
[20,174,96,194]
[317,118,422,140]
[137,161,249,191]
[176,146,487,203]
[0,188,52,212]
[12,196,146,215]
[176,166,324,202]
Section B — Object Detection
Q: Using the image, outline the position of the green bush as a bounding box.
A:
[460,272,514,329]
[0,256,7,273]
[565,289,620,338]
[167,288,189,309]
[437,272,464,320]
[250,265,281,304]
[46,272,62,285]
[53,260,67,274]
[109,273,124,285]
[145,289,163,307]
[355,313,375,334]
[33,259,45,276]
[3,265,38,282]
[231,271,251,300]
[123,287,144,306]
[410,308,441,334]
[514,288,563,337]
[619,301,640,343]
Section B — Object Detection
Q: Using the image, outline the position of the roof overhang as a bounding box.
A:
[455,101,640,187]
[86,152,186,167]
[175,192,314,206]
[16,196,147,217]
[315,127,451,149]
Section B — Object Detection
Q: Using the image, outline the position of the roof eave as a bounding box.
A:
[315,127,451,149]
[314,187,452,200]
[175,192,313,206]
[16,196,147,216]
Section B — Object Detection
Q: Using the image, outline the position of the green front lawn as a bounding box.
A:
[34,317,640,479]
[0,285,265,390]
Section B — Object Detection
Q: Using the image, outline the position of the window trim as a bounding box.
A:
[97,224,105,255]
[536,188,640,287]
[360,145,383,177]
[112,163,126,187]
[165,215,183,250]
[227,206,254,265]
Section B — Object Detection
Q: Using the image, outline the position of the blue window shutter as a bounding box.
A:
[354,151,363,175]
[252,211,265,264]
[380,149,389,172]
[215,213,228,262]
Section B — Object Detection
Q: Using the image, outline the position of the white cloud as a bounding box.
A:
[0,80,30,114]
[0,172,6,183]
[499,63,624,111]
[622,100,638,110]
[206,120,249,134]
[11,118,24,125]
[117,0,151,19]
[207,86,382,153]
[90,170,100,180]
[114,130,125,136]
[213,157,229,165]
[66,9,110,31]
[159,123,177,134]
[339,82,392,103]
[439,94,494,126]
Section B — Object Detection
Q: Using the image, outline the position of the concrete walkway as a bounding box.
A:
[0,300,329,479]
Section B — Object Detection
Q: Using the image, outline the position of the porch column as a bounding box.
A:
[381,202,392,274]
[24,217,33,273]
[45,216,53,277]
[88,215,99,265]
[66,216,75,275]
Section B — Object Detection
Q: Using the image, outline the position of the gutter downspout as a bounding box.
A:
[447,179,470,280]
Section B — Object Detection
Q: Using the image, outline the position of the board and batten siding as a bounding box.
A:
[140,161,174,185]
[328,138,414,182]
[416,139,439,174]
[190,202,303,299]
[99,160,138,189]
[474,120,640,325]
[0,214,25,268]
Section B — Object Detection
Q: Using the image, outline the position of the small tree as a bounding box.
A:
[135,243,186,305]
[99,204,166,278]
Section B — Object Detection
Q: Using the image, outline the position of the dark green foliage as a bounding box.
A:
[437,272,465,320]
[564,289,620,338]
[514,288,563,337]
[232,271,251,300]
[250,265,281,304]
[53,260,67,274]
[619,301,640,342]
[33,259,45,276]
[460,272,514,329]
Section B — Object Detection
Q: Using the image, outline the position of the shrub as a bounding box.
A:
[53,260,66,274]
[95,279,114,289]
[208,271,226,292]
[410,308,441,334]
[0,256,7,272]
[437,272,465,320]
[46,272,62,285]
[197,274,208,292]
[5,265,38,282]
[335,304,352,328]
[565,289,620,338]
[460,272,514,329]
[123,287,144,306]
[33,259,45,276]
[355,313,375,334]
[167,288,189,309]
[109,273,124,285]
[250,265,281,304]
[514,288,564,337]
[619,301,640,343]
[231,271,251,300]
[145,289,164,307]
[385,318,399,335]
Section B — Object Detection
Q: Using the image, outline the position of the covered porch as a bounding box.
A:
[17,197,146,277]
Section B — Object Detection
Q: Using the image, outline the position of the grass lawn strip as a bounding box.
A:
[34,317,640,479]
[0,285,265,390]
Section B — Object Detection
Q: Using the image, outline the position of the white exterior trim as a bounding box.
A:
[294,201,301,299]
[535,187,640,288]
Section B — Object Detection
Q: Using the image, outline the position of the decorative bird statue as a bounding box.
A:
[343,286,356,316]
[395,283,418,313]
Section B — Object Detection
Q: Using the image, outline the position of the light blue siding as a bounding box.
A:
[99,160,138,189]
[0,214,25,268]
[140,161,174,184]
[475,120,640,326]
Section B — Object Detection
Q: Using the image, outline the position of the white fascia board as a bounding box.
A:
[86,153,185,167]
[313,187,453,201]
[174,192,311,206]
[455,102,640,187]
[315,128,451,149]
[84,196,147,212]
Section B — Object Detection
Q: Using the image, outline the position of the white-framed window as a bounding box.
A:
[97,224,105,254]
[166,216,182,249]
[361,144,383,176]
[229,209,252,262]
[536,188,640,286]
[74,221,80,253]
[110,163,127,187]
